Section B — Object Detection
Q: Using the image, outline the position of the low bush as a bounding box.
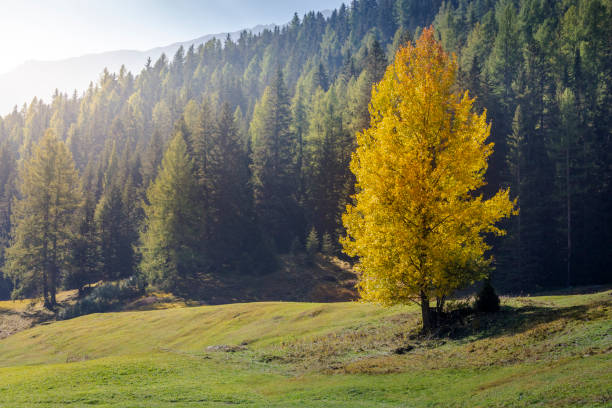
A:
[475,280,501,313]
[58,278,141,320]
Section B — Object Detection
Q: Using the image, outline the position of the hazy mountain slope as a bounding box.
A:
[0,24,275,114]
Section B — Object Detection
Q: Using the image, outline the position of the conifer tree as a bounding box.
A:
[140,131,205,295]
[500,105,526,288]
[306,227,319,257]
[204,102,258,268]
[321,232,334,255]
[190,101,216,182]
[250,70,300,252]
[363,39,388,83]
[5,130,81,307]
[95,145,137,281]
[555,89,579,287]
[304,86,353,241]
[487,0,521,106]
[66,191,100,295]
[0,143,15,264]
[0,144,17,298]
[141,130,164,189]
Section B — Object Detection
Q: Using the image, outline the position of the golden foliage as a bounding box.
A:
[341,27,517,306]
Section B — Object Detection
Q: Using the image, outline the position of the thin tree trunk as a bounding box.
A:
[420,291,431,333]
[42,230,50,308]
[517,158,522,280]
[42,266,49,308]
[50,265,57,307]
[566,137,571,287]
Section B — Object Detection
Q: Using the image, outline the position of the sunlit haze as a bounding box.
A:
[0,0,342,75]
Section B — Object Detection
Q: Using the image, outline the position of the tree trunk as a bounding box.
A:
[566,138,572,287]
[420,291,432,333]
[42,267,50,309]
[49,264,57,307]
[42,235,50,308]
[436,296,445,317]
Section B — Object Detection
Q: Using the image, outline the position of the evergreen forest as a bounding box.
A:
[0,0,610,304]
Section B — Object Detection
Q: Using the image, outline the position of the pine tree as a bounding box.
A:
[363,39,388,83]
[321,232,334,255]
[204,102,259,268]
[66,191,100,295]
[306,227,319,257]
[487,0,521,106]
[555,89,579,287]
[0,143,16,298]
[190,101,216,181]
[5,130,81,307]
[95,145,137,281]
[500,105,526,288]
[140,131,205,295]
[250,70,300,252]
[304,86,353,242]
[141,130,164,189]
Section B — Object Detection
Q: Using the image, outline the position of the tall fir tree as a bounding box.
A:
[5,130,81,307]
[66,191,100,294]
[204,102,265,271]
[250,70,300,252]
[140,131,206,295]
[95,145,137,281]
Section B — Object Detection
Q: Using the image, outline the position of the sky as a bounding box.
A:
[0,0,343,75]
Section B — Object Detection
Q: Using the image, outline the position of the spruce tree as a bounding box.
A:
[95,145,137,281]
[306,227,319,257]
[140,131,205,295]
[5,130,81,307]
[205,102,259,268]
[141,130,164,189]
[250,70,300,252]
[66,191,100,295]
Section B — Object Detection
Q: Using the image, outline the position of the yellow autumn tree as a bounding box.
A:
[341,27,517,332]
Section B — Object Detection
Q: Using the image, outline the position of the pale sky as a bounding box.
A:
[0,0,343,75]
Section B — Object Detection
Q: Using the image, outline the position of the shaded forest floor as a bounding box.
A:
[193,254,359,305]
[0,254,358,338]
[0,287,610,407]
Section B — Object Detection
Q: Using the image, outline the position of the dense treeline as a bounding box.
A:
[434,0,612,290]
[0,0,609,302]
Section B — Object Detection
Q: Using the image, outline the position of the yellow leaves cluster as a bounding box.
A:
[341,27,517,306]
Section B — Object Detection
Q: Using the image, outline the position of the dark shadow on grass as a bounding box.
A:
[435,301,608,341]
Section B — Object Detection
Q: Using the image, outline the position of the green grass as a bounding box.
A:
[1,289,611,407]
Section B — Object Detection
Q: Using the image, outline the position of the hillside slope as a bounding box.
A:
[0,289,610,407]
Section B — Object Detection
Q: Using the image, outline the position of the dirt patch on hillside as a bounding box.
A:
[0,305,55,339]
[0,291,78,339]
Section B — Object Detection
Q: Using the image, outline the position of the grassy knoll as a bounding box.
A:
[0,289,610,407]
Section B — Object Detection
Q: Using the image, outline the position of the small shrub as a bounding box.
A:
[475,280,500,313]
[59,278,141,320]
[91,283,122,302]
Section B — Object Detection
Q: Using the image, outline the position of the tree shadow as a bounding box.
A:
[434,300,608,341]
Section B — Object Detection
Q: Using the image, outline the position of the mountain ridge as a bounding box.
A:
[0,9,334,115]
[0,23,277,114]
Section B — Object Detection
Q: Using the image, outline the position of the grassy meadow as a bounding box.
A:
[0,289,610,407]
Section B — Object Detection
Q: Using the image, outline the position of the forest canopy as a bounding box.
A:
[0,0,610,302]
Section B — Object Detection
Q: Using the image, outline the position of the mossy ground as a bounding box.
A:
[0,288,610,407]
